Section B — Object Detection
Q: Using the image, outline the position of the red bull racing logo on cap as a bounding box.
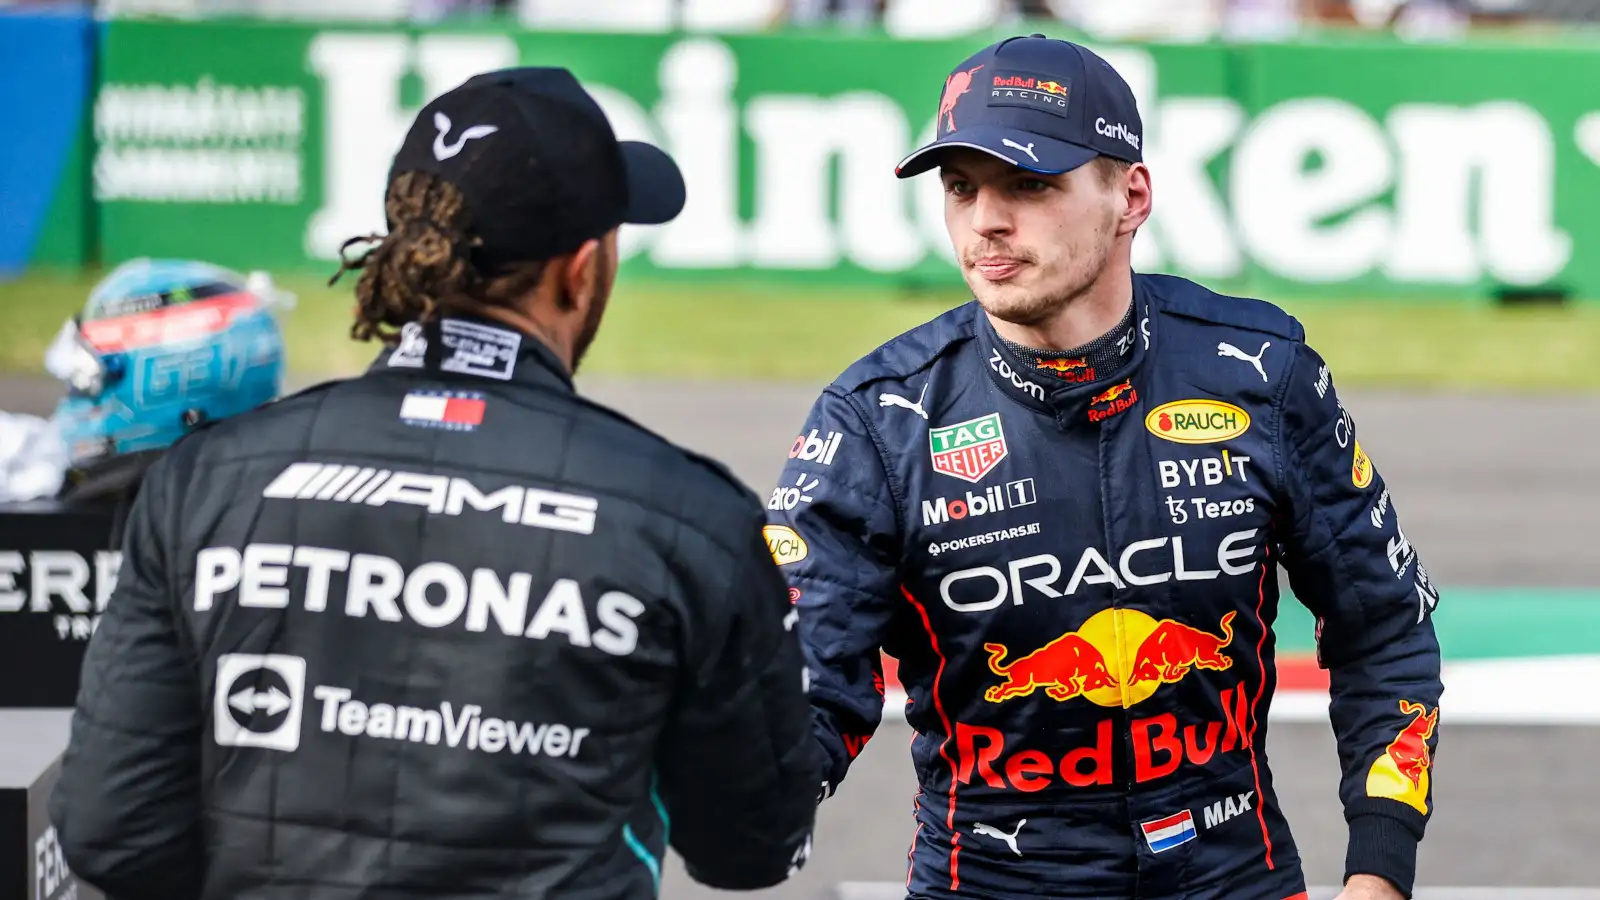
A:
[984,609,1235,709]
[988,69,1072,117]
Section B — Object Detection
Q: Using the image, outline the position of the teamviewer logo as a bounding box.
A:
[214,653,306,752]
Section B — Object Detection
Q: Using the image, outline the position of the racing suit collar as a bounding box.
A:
[367,313,577,393]
[977,274,1155,429]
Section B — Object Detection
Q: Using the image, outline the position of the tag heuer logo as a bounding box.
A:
[929,413,1008,483]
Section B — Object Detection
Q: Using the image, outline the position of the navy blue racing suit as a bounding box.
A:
[767,273,1443,899]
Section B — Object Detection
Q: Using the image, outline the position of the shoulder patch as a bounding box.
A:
[835,302,980,394]
[1142,274,1303,341]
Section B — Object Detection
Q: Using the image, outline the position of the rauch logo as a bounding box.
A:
[1145,400,1251,444]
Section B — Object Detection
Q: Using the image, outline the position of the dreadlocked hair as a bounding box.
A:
[331,171,543,344]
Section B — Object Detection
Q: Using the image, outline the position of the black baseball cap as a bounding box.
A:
[387,67,686,272]
[896,34,1143,178]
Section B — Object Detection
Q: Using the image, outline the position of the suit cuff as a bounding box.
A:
[1345,813,1420,898]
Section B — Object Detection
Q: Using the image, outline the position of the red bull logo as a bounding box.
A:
[1365,700,1438,814]
[984,609,1236,709]
[1129,612,1236,684]
[957,685,1254,791]
[939,65,983,133]
[1036,80,1069,97]
[984,634,1116,702]
[1036,357,1095,382]
[1088,381,1139,423]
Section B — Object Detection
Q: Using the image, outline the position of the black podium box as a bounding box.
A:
[0,503,121,708]
[0,709,104,900]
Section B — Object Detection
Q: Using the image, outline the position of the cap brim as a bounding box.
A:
[620,141,686,226]
[895,126,1100,178]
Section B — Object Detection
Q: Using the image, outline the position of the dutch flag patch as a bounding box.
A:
[1140,809,1197,854]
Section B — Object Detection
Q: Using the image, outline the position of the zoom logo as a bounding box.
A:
[213,653,307,752]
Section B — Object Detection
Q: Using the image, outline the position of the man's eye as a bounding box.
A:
[945,181,972,196]
[1018,179,1049,192]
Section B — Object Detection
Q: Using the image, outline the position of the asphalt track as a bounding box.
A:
[4,377,1596,898]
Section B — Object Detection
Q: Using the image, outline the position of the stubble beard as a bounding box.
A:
[971,208,1118,329]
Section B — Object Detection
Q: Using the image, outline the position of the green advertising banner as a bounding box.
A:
[93,20,1600,298]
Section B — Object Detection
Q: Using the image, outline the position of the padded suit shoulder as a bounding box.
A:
[834,302,981,395]
[1141,273,1304,342]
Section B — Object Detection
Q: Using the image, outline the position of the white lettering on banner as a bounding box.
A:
[305,33,519,260]
[293,36,1572,290]
[1233,98,1394,283]
[1232,97,1570,286]
[0,551,123,641]
[989,351,1046,401]
[193,546,643,655]
[35,825,75,900]
[1134,97,1246,279]
[1157,453,1251,489]
[1385,103,1570,286]
[640,41,743,266]
[93,77,307,204]
[938,530,1259,611]
[313,685,590,758]
[1315,364,1332,400]
[262,463,598,535]
[746,92,922,271]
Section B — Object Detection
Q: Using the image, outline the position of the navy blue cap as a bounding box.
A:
[896,34,1144,178]
[388,67,686,273]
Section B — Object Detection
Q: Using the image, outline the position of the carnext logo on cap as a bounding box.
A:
[1096,117,1141,150]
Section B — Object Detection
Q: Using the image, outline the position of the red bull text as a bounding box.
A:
[957,686,1255,790]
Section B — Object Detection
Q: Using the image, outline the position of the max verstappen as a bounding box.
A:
[768,35,1443,900]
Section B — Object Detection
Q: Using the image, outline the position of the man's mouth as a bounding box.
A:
[972,256,1027,281]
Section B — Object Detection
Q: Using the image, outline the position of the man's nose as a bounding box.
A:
[970,186,1014,238]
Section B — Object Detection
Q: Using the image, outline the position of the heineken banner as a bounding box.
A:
[94,20,1600,297]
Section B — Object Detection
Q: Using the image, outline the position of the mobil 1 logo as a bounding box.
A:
[922,478,1036,527]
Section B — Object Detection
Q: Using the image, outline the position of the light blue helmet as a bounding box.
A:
[45,259,292,467]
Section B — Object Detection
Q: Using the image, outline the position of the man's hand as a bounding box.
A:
[1335,873,1406,900]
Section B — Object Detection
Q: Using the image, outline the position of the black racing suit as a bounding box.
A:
[49,315,821,900]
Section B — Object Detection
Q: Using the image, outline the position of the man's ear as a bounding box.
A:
[1121,162,1153,236]
[561,238,605,308]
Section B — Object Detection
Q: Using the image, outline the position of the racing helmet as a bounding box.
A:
[45,258,292,467]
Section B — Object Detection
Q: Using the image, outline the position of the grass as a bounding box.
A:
[4,269,1599,390]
